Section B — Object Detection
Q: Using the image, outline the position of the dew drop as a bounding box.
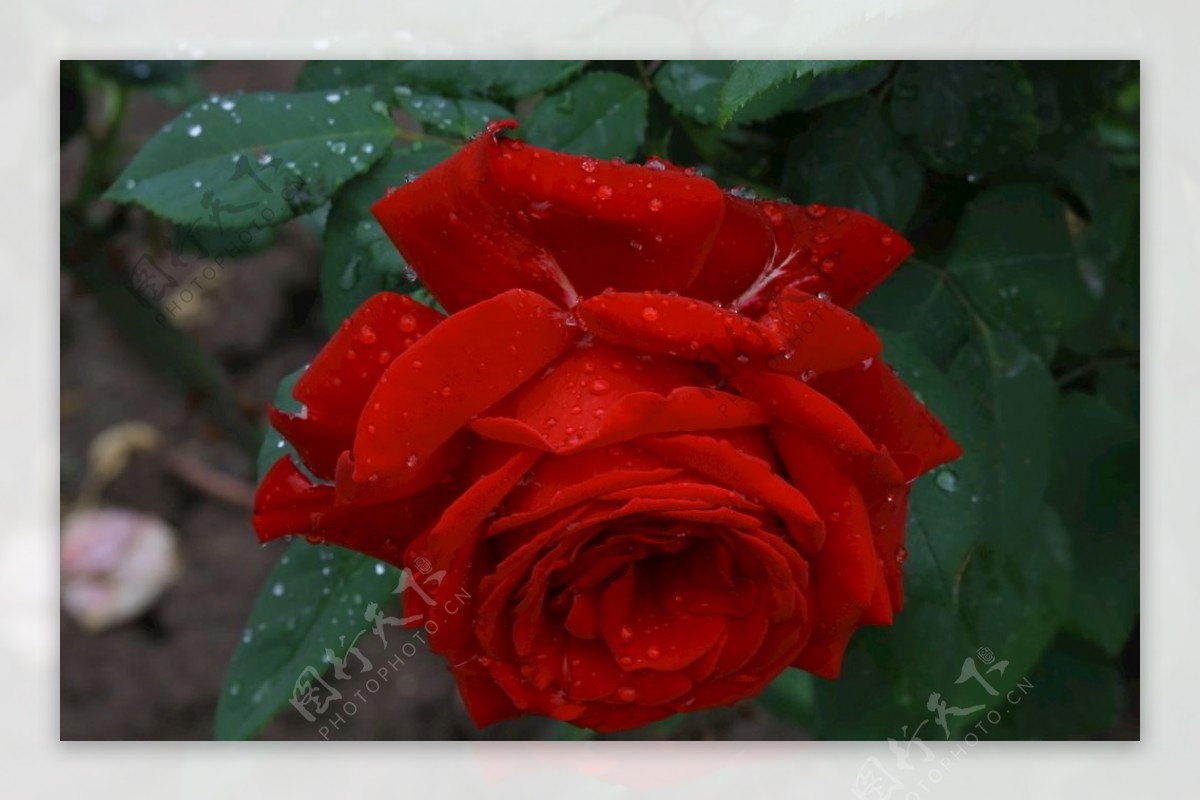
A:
[271,582,285,597]
[619,625,634,643]
[357,325,377,345]
[595,185,614,201]
[805,203,829,219]
[641,306,660,322]
[580,157,597,173]
[398,313,417,333]
[325,92,342,104]
[896,546,909,564]
[617,686,638,701]
[374,563,386,576]
[936,468,959,493]
[187,124,203,137]
[589,378,611,395]
[406,453,419,468]
[648,197,663,212]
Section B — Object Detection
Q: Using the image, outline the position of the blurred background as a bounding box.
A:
[59,59,1139,741]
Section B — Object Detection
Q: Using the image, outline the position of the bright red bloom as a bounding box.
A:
[254,120,961,733]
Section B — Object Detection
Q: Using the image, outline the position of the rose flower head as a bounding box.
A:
[254,120,961,733]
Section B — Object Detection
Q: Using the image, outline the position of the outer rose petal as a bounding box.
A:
[710,200,913,313]
[371,120,727,311]
[252,456,455,565]
[269,292,443,479]
[757,288,882,377]
[350,289,575,494]
[812,358,963,480]
[577,291,785,362]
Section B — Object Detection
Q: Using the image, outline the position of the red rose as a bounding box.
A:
[254,120,961,733]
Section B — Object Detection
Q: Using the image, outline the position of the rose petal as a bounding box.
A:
[722,200,913,313]
[757,287,881,376]
[599,561,728,673]
[638,434,824,555]
[776,434,880,680]
[372,120,727,311]
[577,291,785,363]
[686,194,777,304]
[743,373,906,495]
[812,358,963,480]
[252,456,454,566]
[269,293,443,479]
[471,386,769,455]
[352,289,575,491]
[450,658,522,728]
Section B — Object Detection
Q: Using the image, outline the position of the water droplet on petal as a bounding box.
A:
[618,686,638,701]
[357,325,377,344]
[406,453,419,468]
[596,185,613,201]
[641,306,660,322]
[648,197,663,212]
[805,203,829,219]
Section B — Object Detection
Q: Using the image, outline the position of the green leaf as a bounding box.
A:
[396,92,511,138]
[657,60,870,129]
[987,635,1125,739]
[855,260,972,369]
[781,96,924,231]
[717,60,865,126]
[1049,393,1139,656]
[792,62,894,112]
[320,142,457,331]
[890,61,1041,176]
[523,72,648,161]
[105,89,396,225]
[654,60,733,126]
[255,366,303,481]
[809,332,1070,738]
[214,539,402,740]
[298,60,585,102]
[1096,363,1140,419]
[220,367,404,740]
[949,184,1094,335]
[1062,224,1139,357]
